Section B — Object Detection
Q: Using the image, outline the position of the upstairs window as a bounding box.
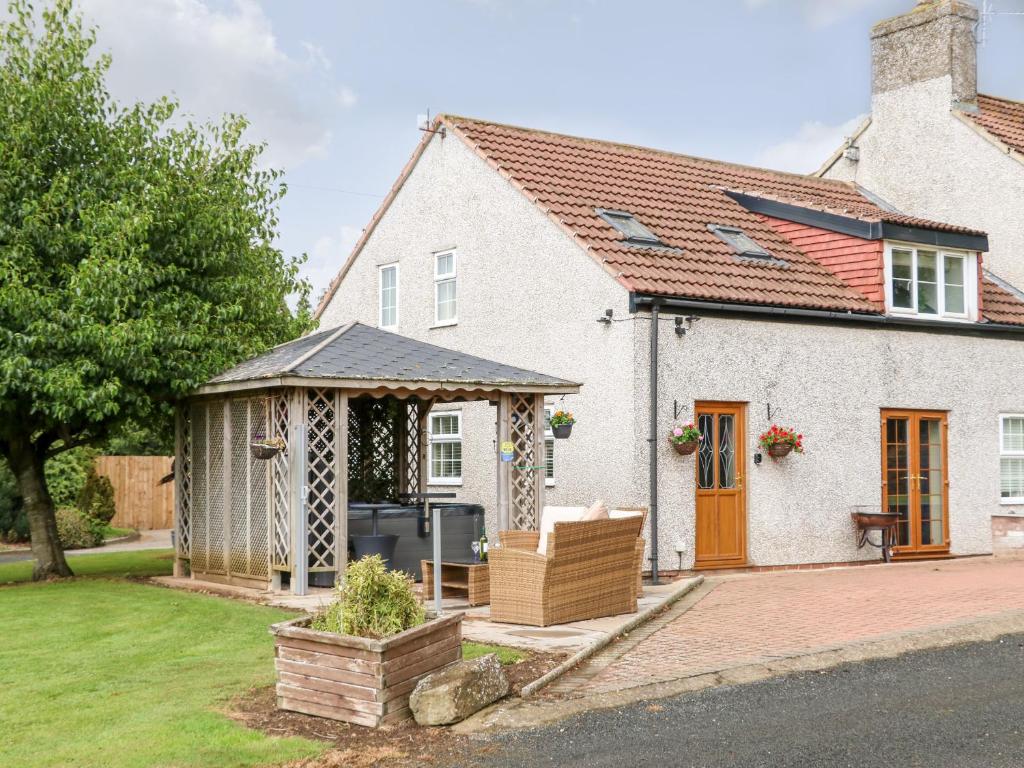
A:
[434,250,457,326]
[709,225,774,260]
[886,244,974,319]
[543,406,555,487]
[596,209,662,246]
[378,264,398,329]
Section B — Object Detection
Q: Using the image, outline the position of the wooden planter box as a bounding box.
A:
[269,612,463,727]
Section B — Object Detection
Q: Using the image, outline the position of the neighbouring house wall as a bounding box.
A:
[761,215,885,308]
[992,514,1024,554]
[318,131,641,540]
[642,313,1024,569]
[821,76,1024,292]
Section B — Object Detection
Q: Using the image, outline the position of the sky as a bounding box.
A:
[71,0,1024,302]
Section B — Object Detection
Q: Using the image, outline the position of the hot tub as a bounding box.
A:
[347,502,485,581]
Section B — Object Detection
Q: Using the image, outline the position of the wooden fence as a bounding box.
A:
[94,455,175,531]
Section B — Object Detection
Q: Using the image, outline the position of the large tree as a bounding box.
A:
[0,1,312,579]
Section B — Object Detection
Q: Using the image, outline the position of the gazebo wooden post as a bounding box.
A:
[288,388,309,596]
[335,391,349,586]
[496,393,511,532]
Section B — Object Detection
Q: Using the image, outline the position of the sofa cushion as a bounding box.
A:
[582,499,609,521]
[537,506,585,555]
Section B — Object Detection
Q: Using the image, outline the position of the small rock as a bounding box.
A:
[409,653,510,726]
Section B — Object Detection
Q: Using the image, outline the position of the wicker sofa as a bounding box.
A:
[488,516,642,627]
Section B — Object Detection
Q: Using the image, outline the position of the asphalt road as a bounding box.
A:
[465,634,1024,768]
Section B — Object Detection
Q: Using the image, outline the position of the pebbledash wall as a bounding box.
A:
[319,125,1024,569]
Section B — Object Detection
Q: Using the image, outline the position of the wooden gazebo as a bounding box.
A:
[173,322,579,595]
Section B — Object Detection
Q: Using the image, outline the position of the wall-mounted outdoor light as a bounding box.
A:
[597,309,613,324]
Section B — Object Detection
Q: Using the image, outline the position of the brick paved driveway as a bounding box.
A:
[547,556,1024,697]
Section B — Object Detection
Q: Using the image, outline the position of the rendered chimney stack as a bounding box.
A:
[871,0,979,106]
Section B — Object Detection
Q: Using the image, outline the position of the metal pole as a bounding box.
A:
[431,501,442,616]
[649,302,660,585]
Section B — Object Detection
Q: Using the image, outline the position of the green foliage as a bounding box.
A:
[103,418,173,456]
[44,448,97,508]
[462,642,525,665]
[76,467,116,524]
[0,0,312,535]
[311,555,426,639]
[54,507,104,549]
[0,462,27,542]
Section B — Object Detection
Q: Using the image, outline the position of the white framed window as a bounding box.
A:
[378,263,399,329]
[434,250,457,326]
[544,406,555,487]
[429,410,462,484]
[1000,415,1024,504]
[883,243,976,320]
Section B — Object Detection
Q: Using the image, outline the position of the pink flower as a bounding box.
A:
[673,427,684,437]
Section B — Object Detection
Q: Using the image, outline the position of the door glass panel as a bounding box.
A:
[919,418,944,547]
[718,415,735,490]
[886,418,910,546]
[697,414,715,489]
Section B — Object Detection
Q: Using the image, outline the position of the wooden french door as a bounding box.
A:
[695,402,747,569]
[881,410,950,557]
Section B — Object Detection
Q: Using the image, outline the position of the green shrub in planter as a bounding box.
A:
[77,468,117,524]
[311,555,425,639]
[55,508,104,550]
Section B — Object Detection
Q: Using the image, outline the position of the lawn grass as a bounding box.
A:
[103,524,137,540]
[462,641,525,665]
[0,550,323,768]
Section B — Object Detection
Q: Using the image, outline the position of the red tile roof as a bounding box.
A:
[981,276,1024,326]
[963,94,1024,157]
[443,115,983,315]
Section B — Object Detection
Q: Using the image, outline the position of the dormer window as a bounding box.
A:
[708,225,774,260]
[885,243,976,320]
[596,209,662,246]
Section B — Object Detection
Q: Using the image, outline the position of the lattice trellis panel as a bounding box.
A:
[510,393,541,531]
[307,388,337,571]
[247,399,270,580]
[271,394,291,570]
[347,396,400,502]
[229,400,249,577]
[207,403,226,574]
[189,403,209,573]
[404,400,423,495]
[175,405,192,559]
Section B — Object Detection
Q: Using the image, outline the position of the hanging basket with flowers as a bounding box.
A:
[549,410,575,439]
[758,425,803,459]
[668,423,701,455]
[251,435,287,460]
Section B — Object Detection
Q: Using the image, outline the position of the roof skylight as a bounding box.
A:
[709,225,774,260]
[597,209,662,246]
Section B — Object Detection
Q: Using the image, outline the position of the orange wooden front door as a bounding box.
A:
[695,402,747,569]
[881,410,950,557]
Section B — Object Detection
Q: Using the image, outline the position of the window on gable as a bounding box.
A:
[1000,415,1024,504]
[434,250,457,326]
[429,411,462,484]
[709,225,774,260]
[596,209,662,246]
[887,244,973,319]
[378,264,398,329]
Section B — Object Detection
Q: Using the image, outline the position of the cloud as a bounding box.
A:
[743,0,889,27]
[76,0,355,169]
[754,114,867,173]
[307,225,363,302]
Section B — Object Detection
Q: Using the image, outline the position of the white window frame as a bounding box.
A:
[428,409,462,485]
[378,263,399,330]
[433,249,458,327]
[882,242,977,321]
[543,406,555,487]
[1000,414,1024,504]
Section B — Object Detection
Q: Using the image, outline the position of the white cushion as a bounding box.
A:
[537,506,586,555]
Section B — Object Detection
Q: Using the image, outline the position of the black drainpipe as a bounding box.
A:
[648,301,660,584]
